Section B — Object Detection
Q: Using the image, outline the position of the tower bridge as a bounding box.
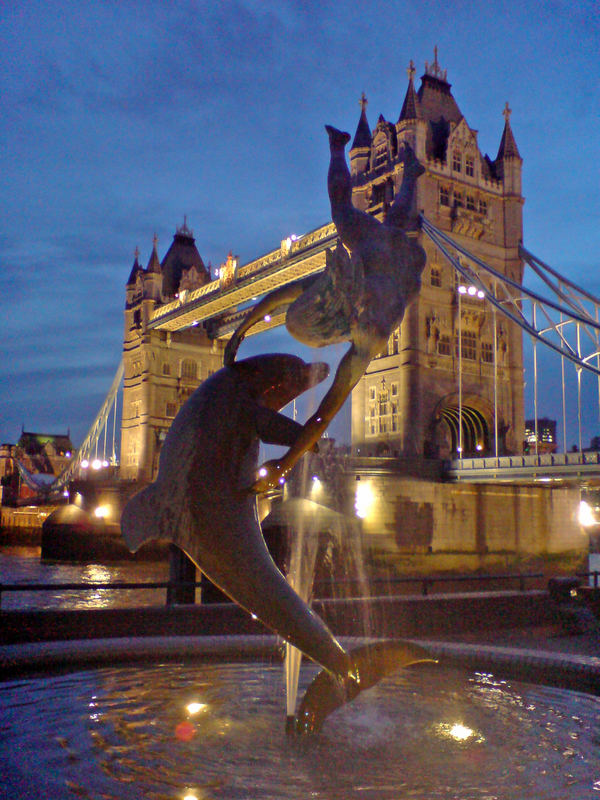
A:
[47,53,600,512]
[25,51,600,568]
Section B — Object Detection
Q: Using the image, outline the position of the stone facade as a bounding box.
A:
[120,223,224,483]
[347,466,584,562]
[349,53,524,460]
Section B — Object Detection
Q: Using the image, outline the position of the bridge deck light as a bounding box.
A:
[458,285,467,294]
[467,285,477,296]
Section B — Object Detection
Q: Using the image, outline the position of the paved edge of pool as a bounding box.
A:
[0,634,598,697]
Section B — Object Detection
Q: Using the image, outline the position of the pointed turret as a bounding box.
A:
[350,93,371,177]
[144,233,163,301]
[495,101,521,161]
[146,234,161,274]
[351,92,372,149]
[398,60,420,122]
[126,247,143,286]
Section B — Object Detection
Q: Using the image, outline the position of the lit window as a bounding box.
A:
[437,335,451,356]
[481,342,493,363]
[181,359,197,380]
[456,331,477,360]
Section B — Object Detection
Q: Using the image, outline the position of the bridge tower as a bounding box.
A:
[120,222,224,483]
[349,50,524,458]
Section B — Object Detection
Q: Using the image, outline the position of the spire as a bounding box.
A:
[424,45,448,82]
[350,92,372,150]
[496,102,521,160]
[146,233,161,274]
[398,59,420,121]
[126,246,143,285]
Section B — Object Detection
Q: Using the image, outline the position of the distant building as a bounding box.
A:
[0,430,74,503]
[524,418,557,454]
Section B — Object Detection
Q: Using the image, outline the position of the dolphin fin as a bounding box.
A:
[121,484,166,553]
[295,640,437,735]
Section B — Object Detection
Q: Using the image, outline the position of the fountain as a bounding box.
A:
[1,654,599,799]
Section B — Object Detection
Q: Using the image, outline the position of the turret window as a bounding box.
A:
[162,363,170,376]
[452,151,462,171]
[430,267,442,287]
[481,342,493,363]
[437,335,451,356]
[456,330,477,360]
[454,192,463,208]
[439,186,450,206]
[466,195,476,211]
[181,359,197,380]
[465,155,474,177]
[479,199,488,216]
[166,402,177,417]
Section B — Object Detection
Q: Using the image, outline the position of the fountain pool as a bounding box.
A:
[1,657,599,799]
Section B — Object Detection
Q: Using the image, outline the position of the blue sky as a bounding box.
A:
[1,0,598,449]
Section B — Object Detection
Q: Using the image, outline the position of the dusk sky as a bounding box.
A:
[1,1,599,450]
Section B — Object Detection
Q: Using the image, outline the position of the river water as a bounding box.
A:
[0,546,169,610]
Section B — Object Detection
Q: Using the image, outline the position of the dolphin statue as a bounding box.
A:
[121,354,434,733]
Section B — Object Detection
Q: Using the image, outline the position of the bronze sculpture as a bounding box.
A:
[225,125,426,491]
[121,354,432,733]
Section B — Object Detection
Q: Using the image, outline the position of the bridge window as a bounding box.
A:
[481,342,494,363]
[456,331,477,360]
[439,186,450,206]
[465,155,474,177]
[430,266,442,287]
[437,335,451,356]
[452,151,462,171]
[181,359,197,380]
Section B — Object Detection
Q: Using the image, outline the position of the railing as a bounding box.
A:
[1,572,598,609]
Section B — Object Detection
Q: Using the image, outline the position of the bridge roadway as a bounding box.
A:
[148,221,337,337]
[444,450,600,484]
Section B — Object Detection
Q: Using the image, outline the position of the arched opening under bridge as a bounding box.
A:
[429,397,497,458]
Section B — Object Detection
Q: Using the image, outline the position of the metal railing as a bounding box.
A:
[1,571,598,609]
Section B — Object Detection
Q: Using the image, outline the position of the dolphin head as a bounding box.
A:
[232,354,329,410]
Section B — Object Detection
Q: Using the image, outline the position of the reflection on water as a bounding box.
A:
[0,662,598,799]
[0,546,169,609]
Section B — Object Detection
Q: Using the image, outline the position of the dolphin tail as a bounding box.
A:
[295,640,436,735]
[121,484,166,553]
